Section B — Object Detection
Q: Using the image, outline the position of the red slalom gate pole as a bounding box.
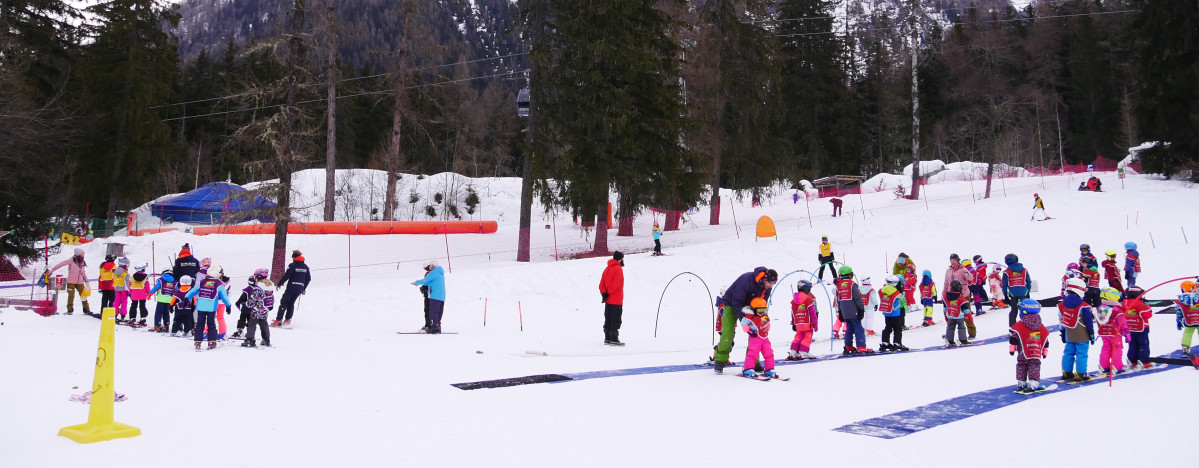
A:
[518,301,524,331]
[483,298,488,326]
[347,227,352,286]
[804,194,813,228]
[553,215,559,261]
[443,223,452,273]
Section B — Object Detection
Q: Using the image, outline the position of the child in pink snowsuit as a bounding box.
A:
[789,282,819,359]
[741,298,776,377]
[112,257,131,321]
[1096,289,1129,375]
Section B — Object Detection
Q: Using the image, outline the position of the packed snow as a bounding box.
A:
[2,167,1197,467]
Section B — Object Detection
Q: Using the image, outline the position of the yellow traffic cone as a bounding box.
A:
[58,307,141,443]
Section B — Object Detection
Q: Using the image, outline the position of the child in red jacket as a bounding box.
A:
[1123,286,1154,370]
[741,298,778,378]
[788,281,819,360]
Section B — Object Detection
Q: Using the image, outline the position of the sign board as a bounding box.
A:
[1086,164,1095,172]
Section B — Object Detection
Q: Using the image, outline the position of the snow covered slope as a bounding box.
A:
[3,170,1197,467]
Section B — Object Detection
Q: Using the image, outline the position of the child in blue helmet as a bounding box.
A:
[1002,253,1033,327]
[1010,298,1051,394]
[1124,242,1140,287]
[918,269,937,327]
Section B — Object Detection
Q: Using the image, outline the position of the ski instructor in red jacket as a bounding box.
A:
[599,251,626,346]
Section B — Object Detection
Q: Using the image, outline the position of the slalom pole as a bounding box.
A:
[483,298,488,326]
[804,193,813,228]
[1150,232,1156,249]
[1183,227,1189,244]
[518,301,524,331]
[653,272,715,342]
[729,195,739,239]
[850,209,855,244]
[443,224,452,273]
[1140,276,1199,297]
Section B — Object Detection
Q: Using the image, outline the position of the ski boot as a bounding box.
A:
[714,360,725,374]
[1072,372,1091,383]
[842,346,859,356]
[762,370,778,379]
[879,343,892,352]
[139,319,147,326]
[1183,346,1191,356]
[753,361,765,373]
[241,339,255,348]
[231,329,243,339]
[785,350,802,361]
[1014,384,1031,395]
[857,346,874,354]
[194,342,202,351]
[282,319,291,326]
[832,331,841,339]
[208,341,217,350]
[895,344,910,352]
[923,318,935,327]
[271,320,282,327]
[945,340,958,348]
[960,339,971,346]
[1142,363,1155,369]
[740,369,757,378]
[261,339,271,347]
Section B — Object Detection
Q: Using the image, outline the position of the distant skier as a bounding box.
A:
[788,280,819,360]
[98,255,116,313]
[860,277,879,336]
[1080,256,1102,308]
[1095,288,1129,376]
[171,243,200,286]
[711,267,777,373]
[651,222,663,256]
[835,265,871,355]
[597,252,625,345]
[1123,242,1141,287]
[48,248,90,315]
[240,269,275,348]
[112,257,130,322]
[147,270,175,332]
[1030,193,1051,221]
[171,276,196,337]
[414,259,447,335]
[1002,253,1033,327]
[1010,299,1051,394]
[274,250,311,326]
[739,298,777,379]
[1123,286,1153,370]
[1057,278,1095,383]
[185,273,233,351]
[816,236,835,282]
[127,264,150,327]
[967,255,989,315]
[829,197,843,217]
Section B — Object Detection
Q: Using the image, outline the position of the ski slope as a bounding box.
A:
[2,169,1197,467]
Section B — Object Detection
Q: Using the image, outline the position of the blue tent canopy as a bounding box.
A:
[150,182,276,224]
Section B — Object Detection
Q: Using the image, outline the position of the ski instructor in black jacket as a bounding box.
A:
[273,250,311,326]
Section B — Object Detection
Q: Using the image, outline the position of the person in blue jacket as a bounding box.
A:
[185,274,233,350]
[710,267,777,373]
[651,222,663,256]
[1002,253,1033,327]
[413,260,447,334]
[273,250,311,326]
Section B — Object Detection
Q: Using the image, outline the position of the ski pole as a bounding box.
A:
[518,301,524,331]
[483,298,488,327]
[1150,232,1155,249]
[1183,227,1189,244]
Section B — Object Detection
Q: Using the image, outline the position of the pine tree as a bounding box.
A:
[1131,0,1198,176]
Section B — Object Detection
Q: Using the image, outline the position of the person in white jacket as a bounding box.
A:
[860,277,880,336]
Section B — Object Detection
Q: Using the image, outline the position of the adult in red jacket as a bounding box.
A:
[599,251,626,346]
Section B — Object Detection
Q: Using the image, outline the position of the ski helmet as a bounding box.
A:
[1033,193,1039,198]
[1079,243,1091,252]
[1066,262,1079,271]
[423,260,439,270]
[1124,286,1144,299]
[200,257,212,269]
[973,255,983,264]
[1004,253,1019,265]
[797,280,812,292]
[1181,280,1198,294]
[117,257,130,267]
[1100,287,1122,304]
[253,268,269,280]
[749,297,768,311]
[1080,256,1096,267]
[73,247,84,257]
[885,275,900,286]
[1019,298,1042,316]
[950,280,963,293]
[922,269,932,278]
[104,255,116,263]
[838,265,853,277]
[1065,278,1086,296]
[160,269,171,277]
[764,269,779,283]
[961,259,973,267]
[861,277,872,285]
[1105,249,1117,257]
[179,275,194,286]
[1124,242,1137,250]
[1064,269,1082,279]
[134,263,147,272]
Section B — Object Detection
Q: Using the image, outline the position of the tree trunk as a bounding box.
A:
[616,188,633,237]
[984,160,995,199]
[908,0,921,201]
[383,80,403,221]
[708,153,721,225]
[272,0,307,283]
[322,1,338,221]
[517,3,545,263]
[272,170,292,282]
[592,201,609,256]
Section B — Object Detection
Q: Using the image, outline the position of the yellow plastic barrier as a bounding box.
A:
[58,307,141,443]
[755,216,777,241]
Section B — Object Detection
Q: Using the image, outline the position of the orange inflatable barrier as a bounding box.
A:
[192,221,498,236]
[129,228,179,237]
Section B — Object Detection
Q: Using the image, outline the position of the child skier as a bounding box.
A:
[98,255,116,313]
[1060,262,1082,296]
[1078,243,1097,268]
[1095,288,1129,376]
[1175,280,1199,356]
[740,298,777,378]
[988,268,1006,310]
[241,269,275,348]
[1124,242,1141,287]
[1002,253,1033,327]
[918,269,937,327]
[112,257,130,323]
[860,277,879,336]
[1101,250,1124,293]
[1123,286,1154,370]
[879,275,909,352]
[903,265,919,317]
[1057,278,1095,383]
[651,222,663,256]
[1030,193,1051,221]
[944,280,970,346]
[171,276,196,337]
[185,273,233,350]
[968,255,989,315]
[1011,299,1051,394]
[958,258,978,339]
[1080,256,1102,308]
[127,264,150,327]
[835,265,871,355]
[148,270,175,332]
[788,280,819,360]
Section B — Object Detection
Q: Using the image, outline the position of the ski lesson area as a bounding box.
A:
[2,164,1197,468]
